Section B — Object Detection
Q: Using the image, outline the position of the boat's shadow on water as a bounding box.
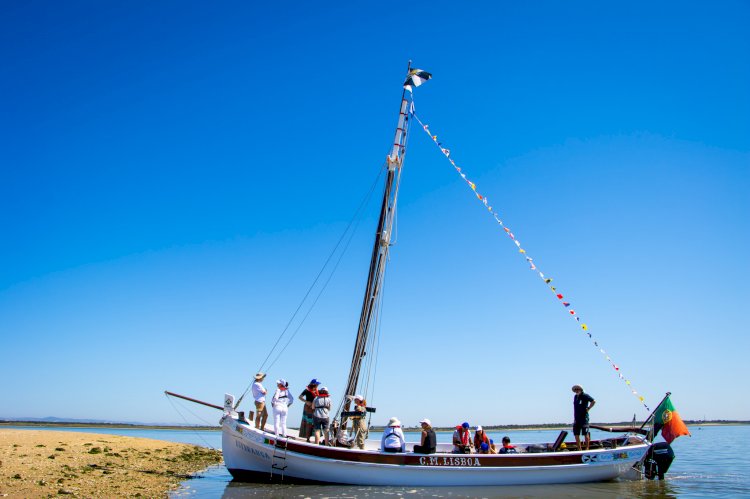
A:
[218,478,680,499]
[176,463,692,498]
[173,462,673,498]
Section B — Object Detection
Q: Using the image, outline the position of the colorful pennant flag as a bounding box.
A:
[410,106,650,412]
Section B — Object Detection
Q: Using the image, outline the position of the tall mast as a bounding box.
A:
[342,64,413,409]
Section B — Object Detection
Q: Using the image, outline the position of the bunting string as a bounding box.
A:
[410,106,650,412]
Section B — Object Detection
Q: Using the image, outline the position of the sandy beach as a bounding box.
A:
[0,429,221,497]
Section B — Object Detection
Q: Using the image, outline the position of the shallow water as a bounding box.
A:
[8,425,748,497]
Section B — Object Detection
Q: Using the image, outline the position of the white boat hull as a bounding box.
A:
[221,415,649,486]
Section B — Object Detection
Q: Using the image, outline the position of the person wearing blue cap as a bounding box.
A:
[452,422,472,453]
[298,379,320,442]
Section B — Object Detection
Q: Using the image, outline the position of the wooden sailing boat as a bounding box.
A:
[211,65,662,486]
[167,64,671,486]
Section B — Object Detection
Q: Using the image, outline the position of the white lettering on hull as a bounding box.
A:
[582,449,646,464]
[418,456,481,467]
[235,440,271,461]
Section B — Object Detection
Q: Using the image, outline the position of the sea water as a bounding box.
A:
[7,425,749,497]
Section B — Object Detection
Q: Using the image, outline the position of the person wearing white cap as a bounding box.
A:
[352,395,368,450]
[381,417,406,453]
[271,379,293,438]
[313,386,332,446]
[473,425,490,453]
[413,418,436,454]
[251,373,268,430]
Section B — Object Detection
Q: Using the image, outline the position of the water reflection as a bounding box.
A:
[218,479,680,499]
[173,464,681,499]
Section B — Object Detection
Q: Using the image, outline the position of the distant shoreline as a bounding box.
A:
[3,419,747,433]
[0,421,221,431]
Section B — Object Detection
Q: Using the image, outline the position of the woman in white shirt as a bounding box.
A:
[381,417,406,453]
[271,379,293,438]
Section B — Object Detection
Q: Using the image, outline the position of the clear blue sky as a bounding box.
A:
[2,1,748,428]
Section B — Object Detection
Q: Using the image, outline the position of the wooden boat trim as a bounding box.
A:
[231,422,649,468]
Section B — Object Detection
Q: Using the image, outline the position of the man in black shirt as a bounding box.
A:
[572,384,596,450]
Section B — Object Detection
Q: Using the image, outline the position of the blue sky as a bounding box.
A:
[1,1,748,428]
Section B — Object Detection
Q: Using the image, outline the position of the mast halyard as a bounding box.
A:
[340,68,413,417]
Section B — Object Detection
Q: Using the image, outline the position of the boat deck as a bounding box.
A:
[251,420,643,455]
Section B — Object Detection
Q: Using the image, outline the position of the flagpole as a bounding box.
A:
[337,60,415,440]
[639,391,671,431]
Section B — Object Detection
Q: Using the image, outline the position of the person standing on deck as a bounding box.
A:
[313,386,332,445]
[251,373,268,430]
[352,394,368,450]
[272,379,293,438]
[298,379,320,442]
[572,384,596,450]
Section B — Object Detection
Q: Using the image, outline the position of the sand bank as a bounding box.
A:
[0,429,221,497]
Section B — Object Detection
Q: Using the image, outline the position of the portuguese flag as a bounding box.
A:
[653,395,691,444]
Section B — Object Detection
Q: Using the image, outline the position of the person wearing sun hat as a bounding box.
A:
[251,372,268,430]
[381,417,406,453]
[413,418,436,454]
[571,384,596,451]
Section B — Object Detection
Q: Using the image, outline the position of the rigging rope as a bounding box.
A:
[336,262,387,423]
[265,205,366,372]
[410,107,651,413]
[234,165,385,408]
[363,263,387,400]
[164,394,219,450]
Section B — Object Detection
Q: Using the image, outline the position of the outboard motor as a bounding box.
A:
[644,442,675,480]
